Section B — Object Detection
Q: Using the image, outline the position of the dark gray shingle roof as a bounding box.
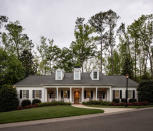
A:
[15,73,138,88]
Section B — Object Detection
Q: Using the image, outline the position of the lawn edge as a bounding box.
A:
[0,107,153,129]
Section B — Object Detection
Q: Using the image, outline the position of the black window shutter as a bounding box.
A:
[84,90,86,99]
[39,90,42,98]
[61,90,63,99]
[68,90,70,98]
[26,90,29,98]
[20,90,22,99]
[102,92,105,99]
[33,90,35,98]
[91,91,93,99]
[113,90,115,99]
[120,90,122,99]
[133,90,135,99]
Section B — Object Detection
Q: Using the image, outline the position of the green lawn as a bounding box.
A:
[87,105,153,109]
[0,106,103,124]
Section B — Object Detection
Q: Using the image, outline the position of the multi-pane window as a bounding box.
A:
[93,71,97,79]
[74,71,80,80]
[128,90,133,99]
[20,90,29,99]
[57,71,62,80]
[33,90,42,99]
[61,90,70,98]
[114,90,120,99]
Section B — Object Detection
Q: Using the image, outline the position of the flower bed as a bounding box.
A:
[82,100,150,107]
[17,101,71,110]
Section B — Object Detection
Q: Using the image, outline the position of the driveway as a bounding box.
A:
[72,104,134,113]
[1,108,153,131]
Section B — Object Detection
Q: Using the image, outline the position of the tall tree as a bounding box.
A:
[19,49,37,77]
[46,39,61,74]
[0,48,25,87]
[71,17,96,72]
[106,50,122,75]
[89,11,108,72]
[56,47,75,72]
[122,55,134,79]
[4,21,33,59]
[105,10,119,74]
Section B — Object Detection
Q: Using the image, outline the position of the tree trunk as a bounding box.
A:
[134,39,137,80]
[100,38,102,73]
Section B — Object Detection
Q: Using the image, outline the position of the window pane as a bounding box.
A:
[23,90,27,98]
[57,71,61,79]
[93,72,97,79]
[128,90,132,98]
[115,90,119,98]
[75,71,80,80]
[64,90,68,98]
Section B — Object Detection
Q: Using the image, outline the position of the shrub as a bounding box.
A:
[0,85,19,112]
[32,99,41,105]
[82,100,111,106]
[21,100,31,107]
[121,98,127,103]
[138,80,153,103]
[17,104,38,110]
[113,99,120,103]
[129,99,137,103]
[37,101,71,107]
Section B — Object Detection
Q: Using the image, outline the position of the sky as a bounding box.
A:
[0,0,153,48]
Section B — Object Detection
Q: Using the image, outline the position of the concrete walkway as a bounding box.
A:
[72,104,134,113]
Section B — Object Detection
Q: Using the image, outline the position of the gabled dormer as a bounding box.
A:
[55,69,64,80]
[90,69,99,80]
[74,67,81,80]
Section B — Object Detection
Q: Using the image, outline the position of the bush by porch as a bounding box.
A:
[82,100,153,108]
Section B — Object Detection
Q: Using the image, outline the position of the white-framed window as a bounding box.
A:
[93,71,98,79]
[91,70,99,80]
[56,69,64,80]
[33,90,42,99]
[113,90,120,99]
[20,90,29,99]
[128,90,133,99]
[57,70,62,80]
[74,68,81,80]
[74,71,80,80]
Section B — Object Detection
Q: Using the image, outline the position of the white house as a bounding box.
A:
[15,68,138,104]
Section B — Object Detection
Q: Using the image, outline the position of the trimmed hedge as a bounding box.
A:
[121,98,127,103]
[0,85,19,112]
[32,99,41,105]
[113,99,120,103]
[82,100,150,106]
[37,101,71,107]
[82,100,111,106]
[129,99,137,103]
[21,100,31,107]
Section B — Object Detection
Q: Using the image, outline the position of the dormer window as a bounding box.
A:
[91,69,99,80]
[56,69,64,80]
[93,71,98,79]
[74,68,81,80]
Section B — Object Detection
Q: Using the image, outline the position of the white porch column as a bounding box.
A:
[70,87,72,103]
[44,88,48,102]
[96,87,98,101]
[56,87,59,101]
[109,87,112,102]
[82,87,84,102]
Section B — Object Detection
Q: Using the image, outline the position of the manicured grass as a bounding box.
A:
[0,106,103,124]
[87,105,153,109]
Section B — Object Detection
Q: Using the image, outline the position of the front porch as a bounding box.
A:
[45,86,112,103]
